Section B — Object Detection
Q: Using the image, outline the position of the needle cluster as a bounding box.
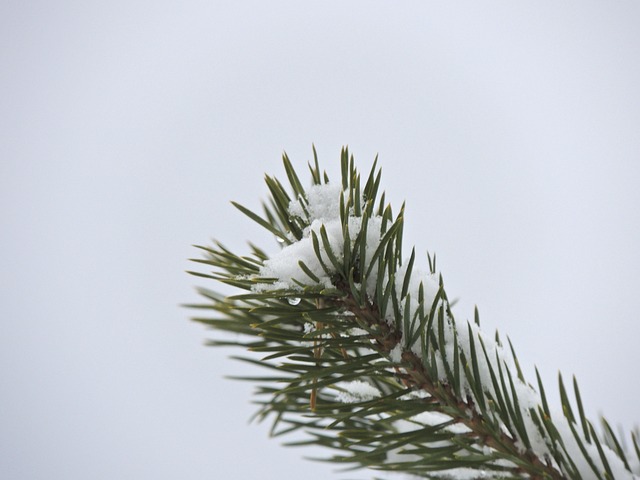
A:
[188,148,639,479]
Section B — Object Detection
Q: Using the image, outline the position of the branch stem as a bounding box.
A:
[332,285,565,480]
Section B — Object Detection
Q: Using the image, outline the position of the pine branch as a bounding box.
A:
[188,148,640,479]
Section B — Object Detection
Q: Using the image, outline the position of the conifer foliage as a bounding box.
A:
[188,149,639,479]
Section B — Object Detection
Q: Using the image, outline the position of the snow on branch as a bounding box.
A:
[190,148,640,479]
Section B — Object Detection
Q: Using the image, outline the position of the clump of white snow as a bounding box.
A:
[389,343,404,363]
[288,182,343,223]
[253,182,384,293]
[335,380,381,403]
[409,410,471,435]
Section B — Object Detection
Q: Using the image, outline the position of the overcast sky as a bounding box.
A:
[2,2,640,479]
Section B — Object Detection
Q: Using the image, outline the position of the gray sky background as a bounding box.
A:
[2,2,639,479]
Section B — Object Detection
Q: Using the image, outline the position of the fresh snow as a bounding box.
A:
[255,182,384,293]
[335,380,382,403]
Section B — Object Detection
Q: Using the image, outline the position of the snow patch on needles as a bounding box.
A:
[254,182,383,292]
[410,411,472,435]
[428,467,507,479]
[288,182,342,223]
[336,380,381,403]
